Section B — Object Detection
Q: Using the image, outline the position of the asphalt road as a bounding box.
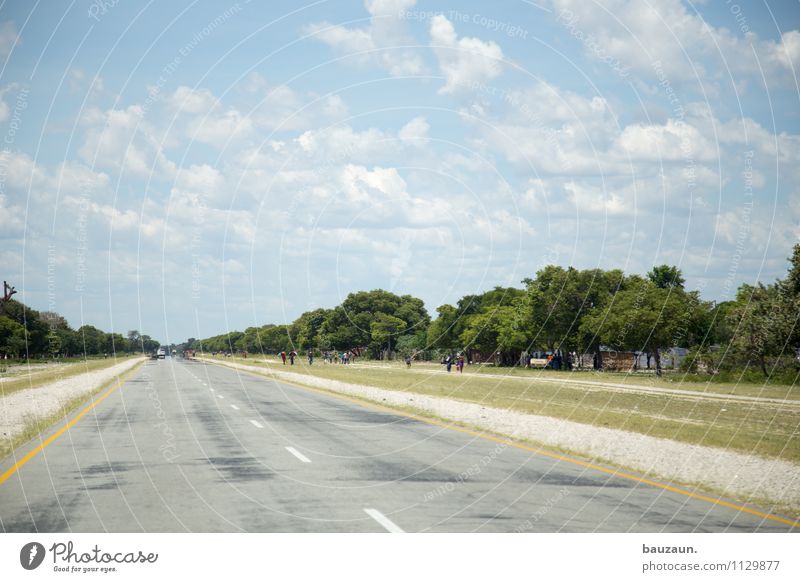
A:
[0,358,794,532]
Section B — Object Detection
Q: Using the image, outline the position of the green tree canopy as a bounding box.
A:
[647,265,685,289]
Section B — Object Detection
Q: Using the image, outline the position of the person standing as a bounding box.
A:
[404,354,412,368]
[289,350,296,365]
[457,354,464,373]
[445,354,453,373]
[308,351,314,365]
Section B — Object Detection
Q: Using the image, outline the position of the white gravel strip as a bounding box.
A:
[0,357,145,441]
[206,358,800,508]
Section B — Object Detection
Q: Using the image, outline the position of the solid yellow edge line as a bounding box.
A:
[210,358,800,529]
[0,360,144,486]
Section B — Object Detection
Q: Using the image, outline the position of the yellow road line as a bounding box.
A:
[211,359,800,529]
[0,362,142,486]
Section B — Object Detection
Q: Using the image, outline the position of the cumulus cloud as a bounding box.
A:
[305,0,425,76]
[398,116,429,144]
[429,15,504,94]
[79,105,177,179]
[552,0,800,85]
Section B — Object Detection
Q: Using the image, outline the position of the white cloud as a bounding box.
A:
[398,116,429,144]
[166,86,218,115]
[305,0,425,76]
[429,15,504,94]
[0,21,19,58]
[0,84,17,121]
[552,0,800,85]
[79,105,176,179]
[771,30,800,69]
[340,164,408,206]
[187,107,253,146]
[614,119,716,162]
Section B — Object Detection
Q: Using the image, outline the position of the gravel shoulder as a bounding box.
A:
[204,357,800,512]
[0,357,145,443]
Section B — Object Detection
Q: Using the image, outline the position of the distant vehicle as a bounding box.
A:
[157,347,166,359]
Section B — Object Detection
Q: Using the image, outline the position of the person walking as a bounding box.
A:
[308,351,314,365]
[289,350,296,365]
[457,354,464,373]
[404,354,412,368]
[445,354,453,373]
[280,351,287,365]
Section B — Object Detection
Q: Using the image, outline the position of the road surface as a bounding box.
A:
[0,358,795,532]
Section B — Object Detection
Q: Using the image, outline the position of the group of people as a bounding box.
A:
[442,353,465,373]
[545,352,573,371]
[322,350,358,364]
[278,348,367,366]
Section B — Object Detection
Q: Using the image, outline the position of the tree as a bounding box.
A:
[319,289,429,355]
[140,335,160,353]
[104,332,126,355]
[426,304,460,350]
[580,279,692,375]
[2,300,48,355]
[0,316,27,357]
[727,283,789,376]
[520,266,624,356]
[78,325,105,355]
[647,265,685,289]
[127,330,142,352]
[370,313,407,355]
[784,243,800,296]
[460,306,527,365]
[46,329,62,357]
[292,309,331,351]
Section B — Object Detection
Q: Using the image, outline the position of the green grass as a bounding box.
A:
[0,356,139,399]
[211,355,800,464]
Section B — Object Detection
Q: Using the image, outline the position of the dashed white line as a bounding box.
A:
[285,446,311,463]
[230,404,239,410]
[249,420,264,429]
[363,508,405,533]
[217,395,224,399]
[209,388,215,392]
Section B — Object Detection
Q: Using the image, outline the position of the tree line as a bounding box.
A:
[0,299,160,359]
[189,245,800,378]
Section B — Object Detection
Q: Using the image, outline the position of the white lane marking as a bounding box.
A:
[230,404,239,410]
[217,394,224,399]
[285,446,311,463]
[209,388,215,392]
[363,508,405,533]
[249,420,264,429]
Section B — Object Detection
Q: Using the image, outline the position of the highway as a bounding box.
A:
[0,358,794,532]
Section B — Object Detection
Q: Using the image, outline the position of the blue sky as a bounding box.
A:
[1,0,798,344]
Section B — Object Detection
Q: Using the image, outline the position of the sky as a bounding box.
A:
[0,0,798,345]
